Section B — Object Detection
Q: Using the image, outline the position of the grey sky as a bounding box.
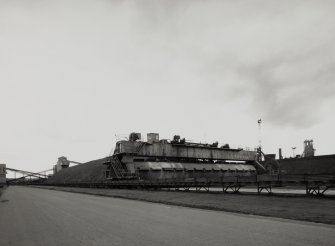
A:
[1,0,335,172]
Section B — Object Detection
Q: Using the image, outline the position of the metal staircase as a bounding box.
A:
[104,141,146,180]
[105,155,136,180]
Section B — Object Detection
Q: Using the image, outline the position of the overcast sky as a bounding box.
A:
[1,0,335,173]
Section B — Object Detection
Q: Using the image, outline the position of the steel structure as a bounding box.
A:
[38,174,335,196]
[42,133,335,196]
[6,168,53,184]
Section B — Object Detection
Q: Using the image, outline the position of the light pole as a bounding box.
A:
[258,119,262,148]
[292,147,296,158]
[257,119,262,161]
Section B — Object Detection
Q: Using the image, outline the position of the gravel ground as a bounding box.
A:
[31,185,335,225]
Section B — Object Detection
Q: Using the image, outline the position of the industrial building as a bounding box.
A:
[0,164,6,187]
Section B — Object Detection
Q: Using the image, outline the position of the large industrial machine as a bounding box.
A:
[104,133,261,181]
[43,134,335,195]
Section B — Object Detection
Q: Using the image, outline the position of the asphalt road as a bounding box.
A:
[0,186,334,246]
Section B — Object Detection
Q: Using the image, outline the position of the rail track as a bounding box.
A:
[26,174,335,196]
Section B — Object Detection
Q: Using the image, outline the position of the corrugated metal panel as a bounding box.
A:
[133,162,256,172]
[217,164,229,171]
[161,162,184,170]
[212,164,221,171]
[182,163,208,170]
[134,163,150,170]
[148,162,163,170]
[137,162,185,171]
[241,164,256,171]
[235,165,243,171]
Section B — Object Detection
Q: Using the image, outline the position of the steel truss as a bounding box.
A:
[257,183,272,194]
[222,183,241,193]
[305,182,333,196]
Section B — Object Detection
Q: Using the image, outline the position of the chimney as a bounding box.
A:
[279,148,283,159]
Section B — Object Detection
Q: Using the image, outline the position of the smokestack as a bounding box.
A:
[279,148,283,159]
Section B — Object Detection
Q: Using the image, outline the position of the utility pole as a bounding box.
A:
[258,119,262,150]
[292,147,296,158]
[257,119,263,161]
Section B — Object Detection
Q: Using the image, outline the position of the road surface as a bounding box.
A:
[0,186,334,246]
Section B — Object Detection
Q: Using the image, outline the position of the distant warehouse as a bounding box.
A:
[0,164,6,187]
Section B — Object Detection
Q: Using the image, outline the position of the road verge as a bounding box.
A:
[31,185,335,225]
